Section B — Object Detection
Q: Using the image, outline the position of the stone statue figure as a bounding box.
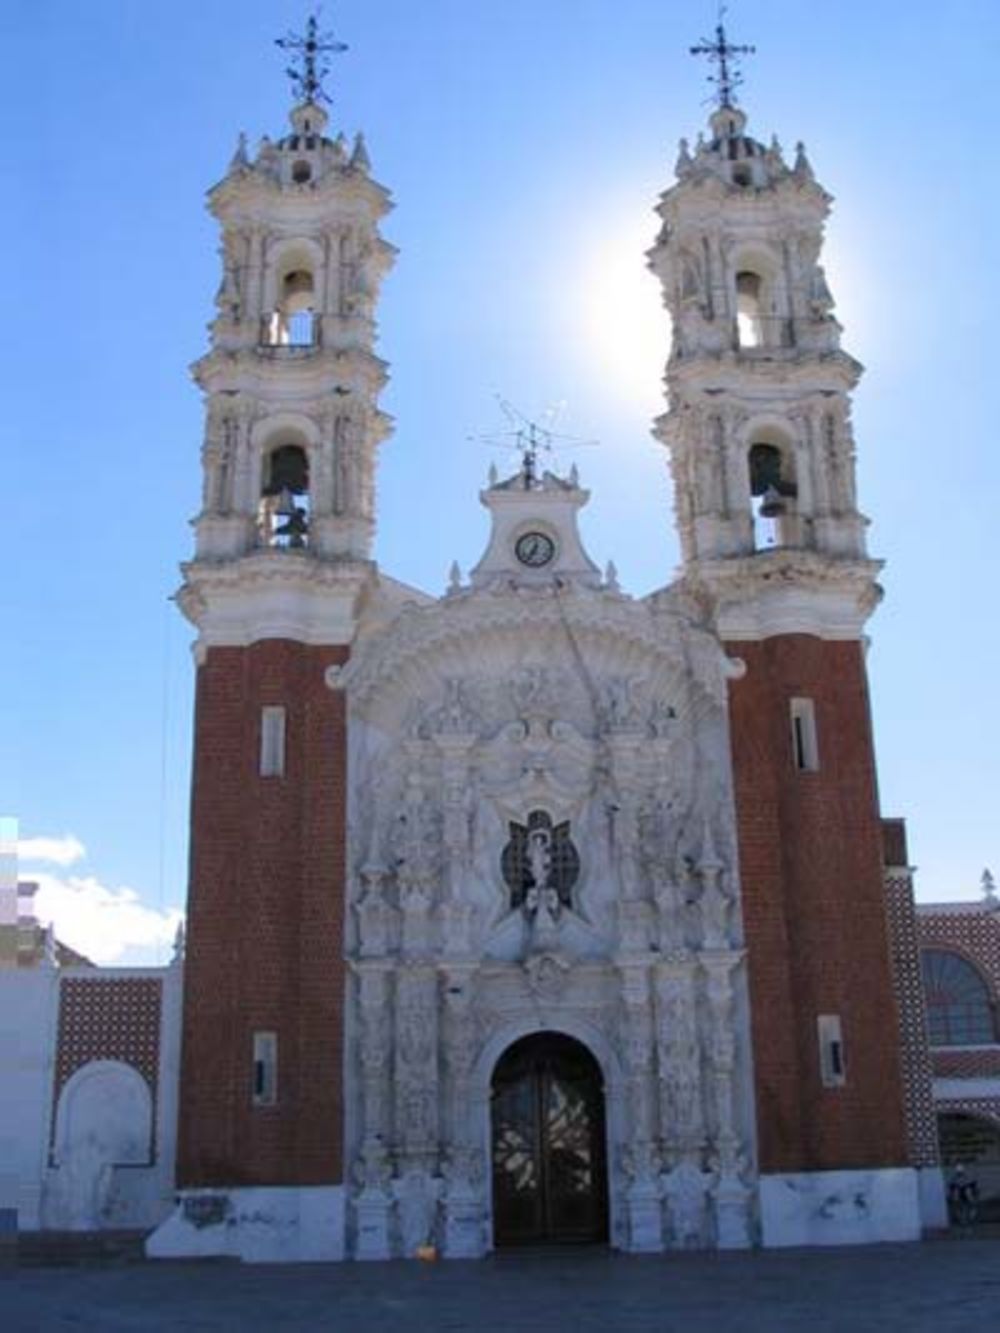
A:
[527,827,552,891]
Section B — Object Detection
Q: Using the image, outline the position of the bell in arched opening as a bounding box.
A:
[259,444,310,549]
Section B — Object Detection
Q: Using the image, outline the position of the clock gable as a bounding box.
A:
[467,466,603,591]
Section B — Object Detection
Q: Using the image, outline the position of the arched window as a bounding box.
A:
[259,443,310,548]
[748,441,797,550]
[922,950,996,1046]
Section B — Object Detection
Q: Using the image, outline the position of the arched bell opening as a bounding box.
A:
[258,443,310,548]
[490,1031,609,1247]
[735,270,765,348]
[732,253,789,350]
[748,440,798,550]
[263,249,321,348]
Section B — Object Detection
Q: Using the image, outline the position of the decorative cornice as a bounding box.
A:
[663,349,862,397]
[682,549,883,640]
[178,552,375,647]
[343,578,732,711]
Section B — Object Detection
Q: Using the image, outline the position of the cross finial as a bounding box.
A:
[690,4,756,109]
[276,12,348,106]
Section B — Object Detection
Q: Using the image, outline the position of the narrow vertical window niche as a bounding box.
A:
[259,705,286,777]
[252,1031,278,1106]
[817,1015,846,1088]
[790,696,819,772]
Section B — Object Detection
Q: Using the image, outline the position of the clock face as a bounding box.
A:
[515,531,556,568]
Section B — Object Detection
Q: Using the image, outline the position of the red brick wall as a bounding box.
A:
[177,639,349,1188]
[726,634,908,1173]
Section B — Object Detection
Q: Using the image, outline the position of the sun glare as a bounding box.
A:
[576,215,670,410]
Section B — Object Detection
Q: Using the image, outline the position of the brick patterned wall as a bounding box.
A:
[933,1049,1000,1078]
[52,975,162,1156]
[726,635,908,1173]
[178,639,349,1188]
[882,833,940,1167]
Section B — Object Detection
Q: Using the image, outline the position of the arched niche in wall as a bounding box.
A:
[53,1058,154,1168]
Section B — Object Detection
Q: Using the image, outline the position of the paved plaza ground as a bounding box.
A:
[4,1237,999,1332]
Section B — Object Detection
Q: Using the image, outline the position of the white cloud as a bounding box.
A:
[18,834,87,867]
[32,870,183,966]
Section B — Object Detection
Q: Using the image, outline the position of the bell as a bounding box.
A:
[283,269,314,299]
[274,486,296,517]
[759,484,785,518]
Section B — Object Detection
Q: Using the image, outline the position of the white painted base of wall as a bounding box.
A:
[146,1187,346,1264]
[759,1168,922,1247]
[916,1167,948,1231]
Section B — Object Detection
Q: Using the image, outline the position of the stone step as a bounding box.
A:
[15,1229,149,1268]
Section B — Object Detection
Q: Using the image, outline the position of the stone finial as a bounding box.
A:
[569,463,580,487]
[229,132,249,172]
[675,138,693,176]
[350,132,371,173]
[982,868,998,906]
[448,561,462,594]
[604,560,620,592]
[793,142,814,180]
[42,923,58,969]
[487,462,498,487]
[172,921,186,964]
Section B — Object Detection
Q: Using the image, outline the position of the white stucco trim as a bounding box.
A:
[759,1168,921,1247]
[933,1079,1000,1102]
[146,1186,346,1263]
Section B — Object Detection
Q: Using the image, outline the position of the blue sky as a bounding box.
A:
[5,1,999,962]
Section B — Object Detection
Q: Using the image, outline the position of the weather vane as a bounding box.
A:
[472,398,597,491]
[690,4,755,109]
[276,12,348,106]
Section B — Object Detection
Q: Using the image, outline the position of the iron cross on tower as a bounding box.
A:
[276,12,348,105]
[690,5,756,108]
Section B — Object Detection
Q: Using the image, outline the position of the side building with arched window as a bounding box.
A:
[918,892,1000,1216]
[883,817,1000,1223]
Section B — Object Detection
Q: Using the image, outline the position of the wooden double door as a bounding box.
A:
[491,1032,608,1246]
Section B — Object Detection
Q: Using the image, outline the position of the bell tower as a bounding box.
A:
[174,17,393,1218]
[649,22,912,1225]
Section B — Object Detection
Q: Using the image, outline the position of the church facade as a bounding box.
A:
[134,37,939,1260]
[4,31,959,1261]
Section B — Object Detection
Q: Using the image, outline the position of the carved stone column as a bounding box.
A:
[694,826,732,951]
[619,965,662,1251]
[439,966,486,1257]
[353,962,393,1259]
[435,726,477,960]
[355,865,397,959]
[394,967,439,1169]
[702,951,753,1249]
[655,955,711,1248]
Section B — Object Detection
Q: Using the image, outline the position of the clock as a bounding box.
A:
[514,531,556,568]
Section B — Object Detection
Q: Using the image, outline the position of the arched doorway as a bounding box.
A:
[490,1032,608,1246]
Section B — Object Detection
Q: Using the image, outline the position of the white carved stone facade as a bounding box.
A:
[339,471,757,1256]
[647,104,882,639]
[139,42,931,1264]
